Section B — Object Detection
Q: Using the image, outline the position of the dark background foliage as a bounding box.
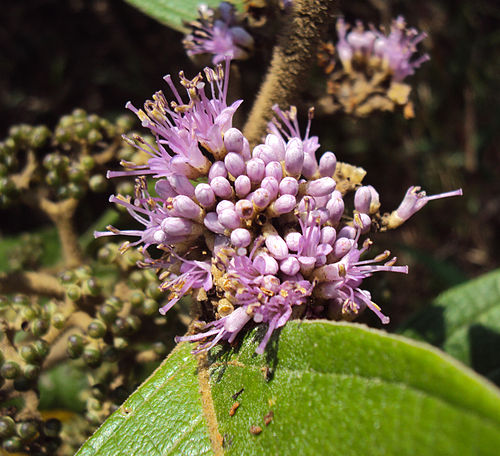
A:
[1,0,499,325]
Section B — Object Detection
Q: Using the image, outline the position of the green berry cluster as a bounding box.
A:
[0,109,134,207]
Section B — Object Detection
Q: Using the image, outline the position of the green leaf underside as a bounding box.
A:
[77,321,500,455]
[400,269,500,383]
[124,0,245,33]
[75,342,213,456]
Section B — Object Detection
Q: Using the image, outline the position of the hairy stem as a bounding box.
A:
[243,0,338,146]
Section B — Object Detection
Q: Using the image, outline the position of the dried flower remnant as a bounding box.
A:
[97,61,461,355]
[319,16,430,117]
[183,2,254,64]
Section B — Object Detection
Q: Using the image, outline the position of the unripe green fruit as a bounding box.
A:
[2,436,22,453]
[97,244,118,264]
[19,345,38,363]
[72,108,87,119]
[13,294,29,306]
[87,320,106,339]
[89,174,107,192]
[67,334,85,358]
[23,364,40,380]
[66,284,81,301]
[32,339,49,359]
[106,296,123,310]
[82,347,101,366]
[126,315,141,333]
[1,361,20,379]
[145,282,162,300]
[20,307,38,321]
[142,298,159,316]
[84,278,101,296]
[0,417,15,438]
[111,317,130,336]
[80,155,95,172]
[16,421,38,441]
[130,291,145,308]
[52,313,66,329]
[88,129,103,144]
[67,182,85,199]
[31,318,50,337]
[98,304,117,323]
[129,270,147,288]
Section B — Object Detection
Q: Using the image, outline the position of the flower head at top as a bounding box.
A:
[97,62,462,355]
[183,2,254,64]
[336,16,430,81]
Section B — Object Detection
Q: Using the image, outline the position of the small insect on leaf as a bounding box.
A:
[229,401,240,416]
[264,410,274,426]
[249,425,262,435]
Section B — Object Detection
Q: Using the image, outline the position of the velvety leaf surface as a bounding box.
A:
[78,320,500,455]
[124,0,245,33]
[399,269,500,384]
[75,342,213,456]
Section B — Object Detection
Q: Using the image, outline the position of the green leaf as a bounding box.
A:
[124,0,245,33]
[75,342,213,456]
[77,321,500,455]
[399,269,500,384]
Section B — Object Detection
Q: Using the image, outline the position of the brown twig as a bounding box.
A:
[243,0,338,147]
[35,196,83,268]
[0,271,65,297]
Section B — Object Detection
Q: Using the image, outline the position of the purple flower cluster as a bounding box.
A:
[336,16,430,81]
[183,2,254,64]
[96,60,461,354]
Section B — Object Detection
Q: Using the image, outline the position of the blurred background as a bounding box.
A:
[0,0,499,325]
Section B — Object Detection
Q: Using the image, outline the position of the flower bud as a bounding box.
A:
[338,226,357,239]
[319,151,337,177]
[280,257,301,275]
[260,176,279,200]
[235,199,254,219]
[195,183,216,208]
[354,186,372,214]
[208,161,227,181]
[246,158,265,183]
[167,174,195,197]
[216,200,234,214]
[252,188,272,210]
[252,144,275,164]
[285,138,304,176]
[231,228,251,247]
[253,254,279,275]
[265,134,286,161]
[161,217,195,237]
[218,209,241,229]
[210,176,234,199]
[224,128,244,153]
[234,175,251,197]
[321,226,337,245]
[225,152,245,177]
[306,177,336,197]
[302,153,318,179]
[279,177,299,196]
[173,195,203,221]
[265,234,289,260]
[326,194,344,225]
[204,212,226,234]
[285,231,302,251]
[268,194,296,216]
[265,161,283,181]
[332,238,354,259]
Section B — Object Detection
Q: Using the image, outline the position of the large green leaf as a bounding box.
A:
[124,0,245,33]
[77,321,500,455]
[399,269,500,384]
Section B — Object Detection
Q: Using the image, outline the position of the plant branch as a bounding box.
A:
[243,0,338,146]
[0,271,65,297]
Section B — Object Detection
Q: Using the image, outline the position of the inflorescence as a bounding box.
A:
[96,59,461,354]
[183,2,254,64]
